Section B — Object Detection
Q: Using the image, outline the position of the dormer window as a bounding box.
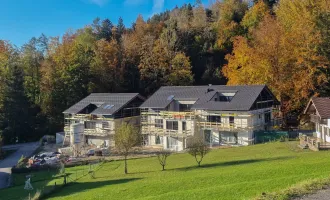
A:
[219,96,234,102]
[217,92,236,102]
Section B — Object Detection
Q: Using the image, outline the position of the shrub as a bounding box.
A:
[187,136,210,167]
[157,150,171,171]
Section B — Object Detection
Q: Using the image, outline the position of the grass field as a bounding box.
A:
[2,141,330,200]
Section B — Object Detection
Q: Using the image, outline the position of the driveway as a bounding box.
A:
[0,142,40,189]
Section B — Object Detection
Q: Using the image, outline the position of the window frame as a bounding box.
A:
[166,121,179,130]
[155,119,163,128]
[182,121,186,131]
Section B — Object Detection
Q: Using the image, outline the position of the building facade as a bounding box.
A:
[304,97,330,142]
[63,93,145,147]
[140,85,280,151]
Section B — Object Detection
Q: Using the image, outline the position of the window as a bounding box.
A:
[182,121,186,131]
[102,122,110,129]
[85,122,96,129]
[166,121,178,130]
[167,95,175,101]
[219,96,234,102]
[155,136,162,144]
[259,114,261,119]
[220,131,238,144]
[103,105,114,109]
[179,104,192,112]
[229,116,235,124]
[155,119,163,128]
[204,130,211,143]
[207,116,221,123]
[265,113,271,123]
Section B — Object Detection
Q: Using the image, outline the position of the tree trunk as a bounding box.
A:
[198,161,201,167]
[124,155,128,174]
[162,165,165,171]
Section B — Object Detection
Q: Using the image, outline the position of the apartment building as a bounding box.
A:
[140,85,280,151]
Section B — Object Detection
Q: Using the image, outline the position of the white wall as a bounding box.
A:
[142,108,274,150]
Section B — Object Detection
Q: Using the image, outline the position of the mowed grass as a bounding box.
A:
[2,142,330,200]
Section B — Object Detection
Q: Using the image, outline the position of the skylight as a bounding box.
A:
[103,105,114,109]
[167,95,175,101]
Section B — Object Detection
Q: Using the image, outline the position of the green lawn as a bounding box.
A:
[2,142,330,200]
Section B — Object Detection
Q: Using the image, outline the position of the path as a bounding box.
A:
[294,188,330,200]
[0,142,40,189]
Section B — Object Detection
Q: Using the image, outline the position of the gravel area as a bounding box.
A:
[293,188,330,200]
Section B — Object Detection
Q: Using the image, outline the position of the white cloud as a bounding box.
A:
[87,0,109,7]
[152,0,165,15]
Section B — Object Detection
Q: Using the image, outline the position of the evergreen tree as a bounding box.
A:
[1,65,33,143]
[116,17,125,42]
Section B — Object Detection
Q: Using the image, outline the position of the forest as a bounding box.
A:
[0,0,329,144]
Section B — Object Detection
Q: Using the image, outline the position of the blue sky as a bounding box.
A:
[0,0,209,47]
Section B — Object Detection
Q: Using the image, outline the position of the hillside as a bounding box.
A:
[4,142,330,200]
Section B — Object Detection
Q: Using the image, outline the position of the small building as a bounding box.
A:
[304,97,330,142]
[63,93,145,147]
[140,85,280,151]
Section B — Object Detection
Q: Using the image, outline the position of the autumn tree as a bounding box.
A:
[90,39,121,92]
[224,0,329,121]
[21,35,47,105]
[167,53,193,86]
[114,123,140,174]
[214,0,248,50]
[41,30,94,133]
[241,1,270,36]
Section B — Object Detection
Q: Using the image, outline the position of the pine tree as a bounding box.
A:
[1,65,33,143]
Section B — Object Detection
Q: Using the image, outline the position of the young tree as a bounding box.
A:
[114,123,140,174]
[187,136,210,167]
[157,149,171,171]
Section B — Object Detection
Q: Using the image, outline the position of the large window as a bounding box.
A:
[166,121,178,130]
[182,121,186,131]
[155,119,163,128]
[85,122,96,129]
[179,104,192,112]
[220,131,238,144]
[229,116,235,124]
[207,116,221,123]
[155,136,162,144]
[204,130,211,143]
[219,96,234,102]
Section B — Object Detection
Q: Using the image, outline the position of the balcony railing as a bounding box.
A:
[64,126,113,136]
[198,122,248,130]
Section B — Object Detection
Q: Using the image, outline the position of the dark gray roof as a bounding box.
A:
[140,85,272,111]
[63,93,141,115]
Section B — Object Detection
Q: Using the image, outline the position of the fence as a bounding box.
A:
[254,131,289,143]
[12,161,104,187]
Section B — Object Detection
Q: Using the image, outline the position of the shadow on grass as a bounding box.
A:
[170,156,295,171]
[43,178,142,199]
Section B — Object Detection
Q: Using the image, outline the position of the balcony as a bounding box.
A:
[198,122,247,130]
[64,126,113,136]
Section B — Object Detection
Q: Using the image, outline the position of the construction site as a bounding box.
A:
[140,107,281,151]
